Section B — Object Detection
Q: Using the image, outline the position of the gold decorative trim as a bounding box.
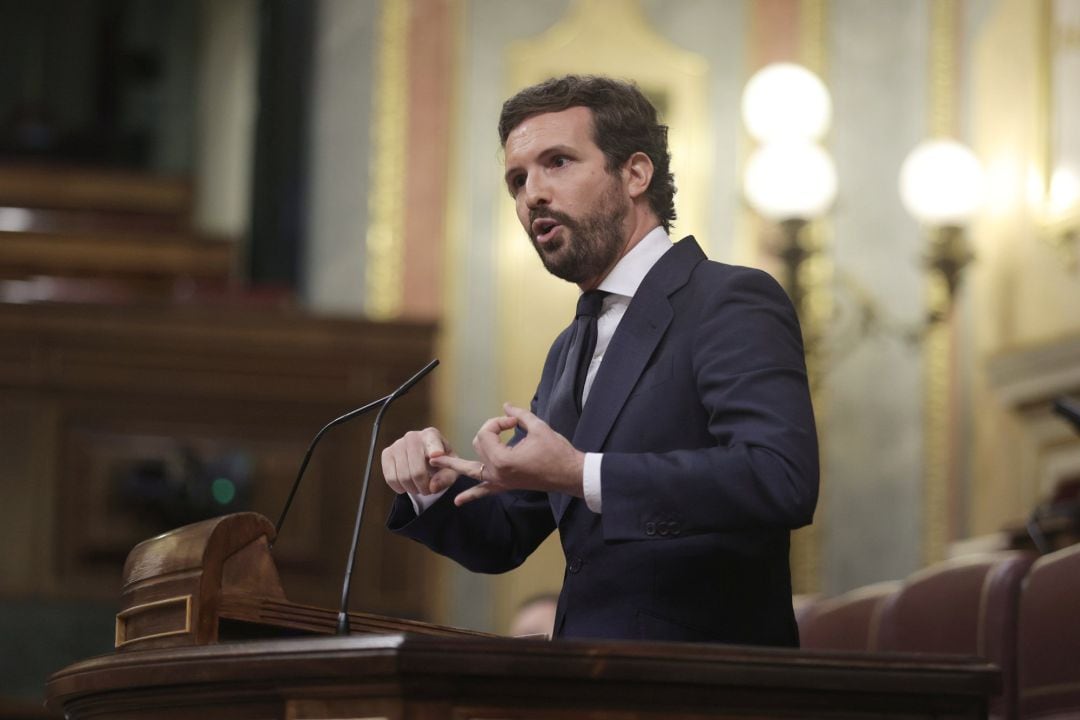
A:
[799,0,827,75]
[433,0,467,628]
[929,0,958,137]
[115,594,193,648]
[365,0,410,318]
[1038,0,1080,270]
[789,0,830,596]
[922,0,958,565]
[922,281,952,566]
[1038,0,1053,202]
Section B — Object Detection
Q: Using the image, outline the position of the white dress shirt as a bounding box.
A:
[410,226,674,515]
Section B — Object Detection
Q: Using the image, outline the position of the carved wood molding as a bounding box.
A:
[0,164,191,215]
[987,333,1080,408]
[987,334,1080,498]
[45,634,999,720]
[0,230,234,282]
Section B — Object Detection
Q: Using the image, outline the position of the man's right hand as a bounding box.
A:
[381,427,460,496]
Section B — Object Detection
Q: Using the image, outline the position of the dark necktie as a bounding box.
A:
[546,290,607,440]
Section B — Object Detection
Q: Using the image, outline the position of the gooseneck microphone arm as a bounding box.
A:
[273,395,391,544]
[336,358,439,635]
[273,359,440,548]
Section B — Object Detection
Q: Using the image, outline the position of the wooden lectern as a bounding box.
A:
[111,512,485,651]
[46,513,999,719]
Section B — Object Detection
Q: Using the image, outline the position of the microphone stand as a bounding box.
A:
[268,359,439,628]
[335,359,439,634]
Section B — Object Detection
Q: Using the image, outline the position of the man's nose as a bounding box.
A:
[523,173,551,208]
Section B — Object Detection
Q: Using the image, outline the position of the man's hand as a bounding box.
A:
[429,403,585,506]
[381,427,459,496]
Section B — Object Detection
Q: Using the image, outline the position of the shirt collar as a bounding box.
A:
[595,226,673,298]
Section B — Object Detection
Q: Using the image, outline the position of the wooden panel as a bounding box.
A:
[115,595,192,648]
[0,230,234,281]
[0,206,188,236]
[0,164,191,215]
[0,164,233,301]
[0,301,438,621]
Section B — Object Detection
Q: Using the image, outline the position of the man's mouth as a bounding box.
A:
[531,218,563,245]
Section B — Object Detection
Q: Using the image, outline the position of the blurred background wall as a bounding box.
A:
[1,0,1078,715]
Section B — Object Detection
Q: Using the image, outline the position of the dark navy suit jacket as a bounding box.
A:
[387,237,819,645]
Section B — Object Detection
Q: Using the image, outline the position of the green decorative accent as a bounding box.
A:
[211,477,237,506]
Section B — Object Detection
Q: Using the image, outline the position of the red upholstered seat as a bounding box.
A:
[876,551,1037,720]
[799,581,898,651]
[1018,543,1080,719]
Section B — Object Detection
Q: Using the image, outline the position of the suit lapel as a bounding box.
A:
[551,295,672,524]
[572,287,671,452]
[551,237,706,524]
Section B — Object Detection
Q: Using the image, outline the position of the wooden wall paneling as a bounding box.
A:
[0,231,235,283]
[0,301,437,622]
[0,165,192,216]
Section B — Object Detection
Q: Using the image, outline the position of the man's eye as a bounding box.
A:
[509,175,525,192]
[552,156,568,167]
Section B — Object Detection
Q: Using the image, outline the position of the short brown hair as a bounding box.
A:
[498,75,676,232]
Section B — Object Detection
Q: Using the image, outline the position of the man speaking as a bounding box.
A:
[381,75,818,645]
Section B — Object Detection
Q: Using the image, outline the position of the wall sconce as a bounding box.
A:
[1046,166,1080,270]
[741,63,832,143]
[741,63,836,318]
[743,140,837,313]
[899,139,984,319]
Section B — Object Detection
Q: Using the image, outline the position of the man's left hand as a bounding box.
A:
[428,403,585,506]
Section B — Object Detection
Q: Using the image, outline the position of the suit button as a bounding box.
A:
[658,522,669,537]
[645,522,656,536]
[670,523,681,536]
[568,557,584,573]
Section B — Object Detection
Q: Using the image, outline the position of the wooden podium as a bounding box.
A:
[109,512,486,650]
[45,513,999,719]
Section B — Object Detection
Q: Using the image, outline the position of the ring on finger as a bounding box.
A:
[478,463,485,482]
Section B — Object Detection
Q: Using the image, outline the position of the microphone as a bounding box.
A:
[336,358,438,634]
[272,359,439,546]
[1053,396,1080,433]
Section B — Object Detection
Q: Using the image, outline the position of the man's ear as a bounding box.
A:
[623,151,654,199]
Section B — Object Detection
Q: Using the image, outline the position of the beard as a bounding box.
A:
[527,177,629,285]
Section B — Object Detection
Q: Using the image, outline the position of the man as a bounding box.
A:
[382,75,818,645]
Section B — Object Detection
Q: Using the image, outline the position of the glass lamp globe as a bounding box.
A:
[1049,166,1080,218]
[744,140,838,221]
[741,63,832,142]
[899,140,984,225]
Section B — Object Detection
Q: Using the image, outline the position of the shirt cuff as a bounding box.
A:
[583,452,603,513]
[407,488,447,515]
